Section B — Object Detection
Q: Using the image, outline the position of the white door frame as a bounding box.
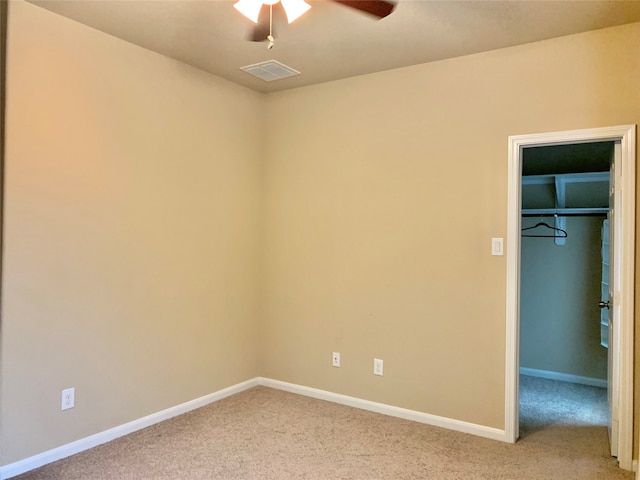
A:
[505,125,636,470]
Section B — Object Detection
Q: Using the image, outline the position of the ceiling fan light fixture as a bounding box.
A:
[281,0,311,23]
[233,0,263,23]
[234,0,311,24]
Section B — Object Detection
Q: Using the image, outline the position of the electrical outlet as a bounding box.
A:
[61,388,75,411]
[332,352,340,367]
[373,358,383,376]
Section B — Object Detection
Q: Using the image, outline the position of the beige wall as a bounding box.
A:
[262,23,640,430]
[2,1,263,463]
[520,217,607,380]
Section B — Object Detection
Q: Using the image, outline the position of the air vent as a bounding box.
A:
[240,60,301,82]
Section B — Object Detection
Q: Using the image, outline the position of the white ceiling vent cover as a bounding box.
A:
[240,60,301,82]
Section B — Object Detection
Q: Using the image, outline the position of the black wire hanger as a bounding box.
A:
[521,220,568,238]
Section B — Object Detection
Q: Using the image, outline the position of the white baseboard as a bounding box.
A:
[257,377,506,442]
[520,367,607,388]
[0,378,259,480]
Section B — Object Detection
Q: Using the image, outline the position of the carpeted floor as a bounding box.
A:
[12,377,633,480]
[520,374,609,435]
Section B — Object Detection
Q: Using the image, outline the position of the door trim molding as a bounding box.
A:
[505,125,636,470]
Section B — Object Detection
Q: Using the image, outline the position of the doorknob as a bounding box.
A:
[598,301,610,309]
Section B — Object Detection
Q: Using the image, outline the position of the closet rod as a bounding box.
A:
[521,212,607,217]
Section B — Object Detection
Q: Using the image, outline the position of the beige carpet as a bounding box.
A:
[12,381,633,480]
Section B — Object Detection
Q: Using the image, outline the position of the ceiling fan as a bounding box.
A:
[234,0,396,45]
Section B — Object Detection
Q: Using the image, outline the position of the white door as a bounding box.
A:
[601,215,617,456]
[604,145,620,458]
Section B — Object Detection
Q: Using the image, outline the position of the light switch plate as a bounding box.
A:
[491,238,504,256]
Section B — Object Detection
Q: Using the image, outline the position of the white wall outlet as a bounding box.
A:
[61,387,75,411]
[332,352,340,367]
[373,358,383,376]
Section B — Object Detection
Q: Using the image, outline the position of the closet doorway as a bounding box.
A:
[504,125,636,470]
[519,142,612,453]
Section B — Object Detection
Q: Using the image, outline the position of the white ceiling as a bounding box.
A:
[26,0,640,93]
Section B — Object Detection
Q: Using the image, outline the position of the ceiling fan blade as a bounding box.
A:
[249,4,271,42]
[332,0,396,19]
